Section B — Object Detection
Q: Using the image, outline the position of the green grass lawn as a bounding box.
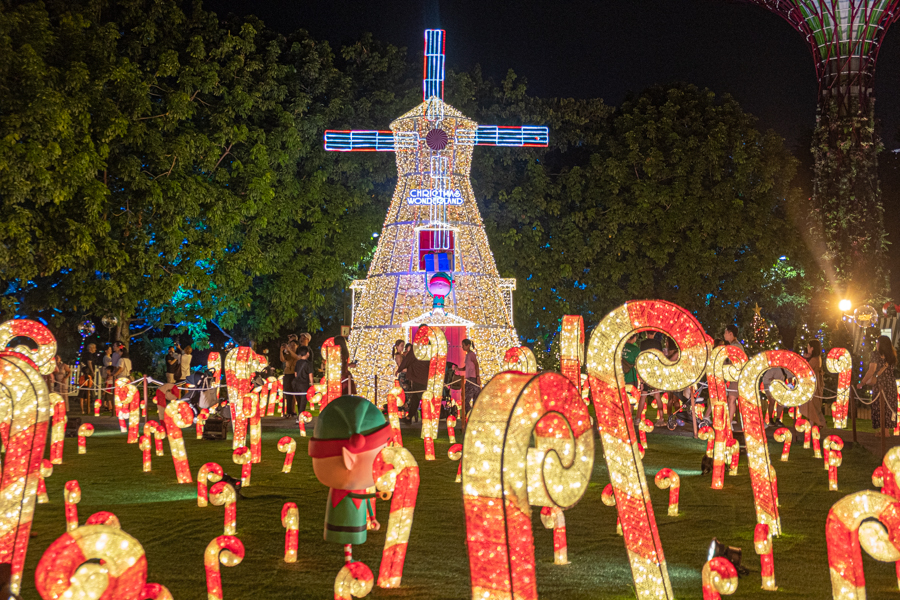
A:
[18,420,897,599]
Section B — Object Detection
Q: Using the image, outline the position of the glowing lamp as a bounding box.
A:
[839,299,852,312]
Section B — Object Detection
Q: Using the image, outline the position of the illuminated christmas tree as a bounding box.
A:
[325,30,548,398]
[743,304,783,355]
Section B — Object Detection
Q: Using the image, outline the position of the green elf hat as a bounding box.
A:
[308,395,391,458]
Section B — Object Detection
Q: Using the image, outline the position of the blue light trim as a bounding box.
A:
[324,130,396,152]
[472,125,548,147]
[423,29,445,100]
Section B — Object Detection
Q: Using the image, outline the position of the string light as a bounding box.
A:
[225,347,257,450]
[139,435,152,472]
[64,481,81,532]
[795,418,811,449]
[233,447,252,487]
[334,562,375,600]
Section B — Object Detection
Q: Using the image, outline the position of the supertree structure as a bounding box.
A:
[743,1,898,301]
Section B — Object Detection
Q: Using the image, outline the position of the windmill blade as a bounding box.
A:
[457,125,549,147]
[423,29,445,101]
[324,130,396,152]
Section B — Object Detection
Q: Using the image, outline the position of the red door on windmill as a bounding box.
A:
[325,29,548,400]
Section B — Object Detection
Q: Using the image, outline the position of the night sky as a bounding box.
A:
[206,0,900,293]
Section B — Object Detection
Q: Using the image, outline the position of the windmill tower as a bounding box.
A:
[741,1,898,300]
[325,30,548,399]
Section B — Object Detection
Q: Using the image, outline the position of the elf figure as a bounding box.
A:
[309,395,391,563]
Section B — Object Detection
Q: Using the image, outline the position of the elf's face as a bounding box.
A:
[312,443,388,490]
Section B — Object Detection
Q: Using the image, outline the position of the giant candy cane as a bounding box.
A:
[373,445,420,588]
[586,301,710,600]
[0,349,52,594]
[163,400,194,483]
[827,348,852,429]
[321,338,342,409]
[707,345,746,489]
[0,321,54,457]
[737,350,815,536]
[462,371,593,600]
[503,346,538,373]
[413,326,447,461]
[225,346,256,450]
[560,315,585,394]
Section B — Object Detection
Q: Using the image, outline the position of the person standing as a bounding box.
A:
[392,340,408,390]
[395,347,430,423]
[334,336,357,395]
[723,325,744,428]
[165,345,179,383]
[115,347,132,380]
[292,346,314,416]
[454,339,481,418]
[101,346,115,412]
[53,355,70,397]
[799,339,826,428]
[281,340,300,417]
[858,336,898,431]
[179,345,193,381]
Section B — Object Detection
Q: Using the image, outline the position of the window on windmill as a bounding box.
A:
[418,229,455,271]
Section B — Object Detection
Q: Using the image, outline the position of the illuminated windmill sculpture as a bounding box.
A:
[742,0,897,298]
[325,29,548,398]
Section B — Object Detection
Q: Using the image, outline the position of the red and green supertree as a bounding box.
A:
[742,1,898,302]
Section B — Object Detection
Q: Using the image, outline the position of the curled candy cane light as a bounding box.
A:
[139,435,152,472]
[372,445,420,588]
[708,345,747,490]
[93,398,100,418]
[414,325,447,461]
[282,502,299,563]
[773,427,792,462]
[152,422,166,457]
[725,439,739,478]
[737,349,816,537]
[208,352,221,400]
[49,393,66,464]
[77,423,93,455]
[503,346,538,374]
[560,315,585,393]
[244,390,262,464]
[825,435,844,472]
[197,409,209,440]
[384,382,404,446]
[698,426,715,457]
[210,482,237,535]
[446,414,457,444]
[826,490,900,600]
[654,469,680,517]
[35,524,151,600]
[85,511,120,528]
[601,483,623,535]
[874,466,886,492]
[277,436,296,473]
[639,418,654,448]
[540,506,569,565]
[462,371,593,600]
[198,463,223,508]
[299,411,312,438]
[587,301,710,600]
[335,561,374,600]
[142,582,174,600]
[813,425,822,459]
[163,400,193,484]
[448,443,462,483]
[827,348,853,428]
[322,338,342,409]
[829,450,843,491]
[754,523,777,590]
[205,535,244,600]
[64,481,81,532]
[0,319,57,375]
[232,447,251,487]
[37,459,52,504]
[114,378,134,434]
[795,418,811,449]
[702,557,738,600]
[225,346,256,450]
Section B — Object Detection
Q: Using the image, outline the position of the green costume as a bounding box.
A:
[622,341,640,386]
[310,395,389,545]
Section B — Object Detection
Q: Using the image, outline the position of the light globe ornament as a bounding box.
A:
[854,305,879,328]
[101,315,118,329]
[77,319,95,338]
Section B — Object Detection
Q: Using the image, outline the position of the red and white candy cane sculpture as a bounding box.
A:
[560,315,585,394]
[503,345,538,374]
[114,377,134,434]
[77,423,93,454]
[299,411,312,437]
[321,338,342,409]
[282,502,299,563]
[539,506,568,565]
[35,523,171,600]
[654,468,680,517]
[0,347,52,595]
[205,535,244,600]
[446,414,457,444]
[754,522,777,590]
[37,460,52,504]
[702,556,738,600]
[601,483,622,535]
[198,463,224,508]
[163,400,193,483]
[812,425,822,458]
[825,435,844,472]
[773,427,792,461]
[225,346,256,450]
[139,435,152,472]
[278,436,296,473]
[587,301,710,599]
[638,418,653,448]
[210,482,237,535]
[244,389,263,464]
[826,348,852,428]
[413,326,447,461]
[795,417,811,449]
[736,349,815,536]
[64,481,81,532]
[85,511,120,528]
[698,426,715,457]
[197,408,210,439]
[208,351,222,399]
[233,447,252,487]
[49,393,66,464]
[0,319,56,376]
[707,344,747,490]
[462,371,593,600]
[829,450,843,491]
[152,421,166,457]
[384,381,404,446]
[372,445,420,588]
[826,490,900,600]
[448,443,462,483]
[335,561,374,600]
[726,439,739,475]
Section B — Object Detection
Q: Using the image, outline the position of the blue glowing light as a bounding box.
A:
[324,130,395,152]
[472,125,549,147]
[423,29,445,100]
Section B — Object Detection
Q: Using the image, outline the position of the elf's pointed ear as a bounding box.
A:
[342,446,358,471]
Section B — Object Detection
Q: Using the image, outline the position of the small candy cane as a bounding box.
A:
[77,423,93,455]
[335,561,374,600]
[539,506,568,565]
[164,400,193,483]
[812,425,822,459]
[654,468,680,516]
[601,483,622,536]
[298,411,312,437]
[37,459,52,504]
[754,523,776,590]
[795,418,811,449]
[210,482,237,535]
[278,436,296,473]
[773,427,792,461]
[699,426,715,457]
[142,583,174,600]
[874,465,886,492]
[448,443,462,482]
[702,556,738,599]
[205,535,244,600]
[64,481,80,532]
[726,439,739,475]
[139,435,152,472]
[93,398,101,418]
[829,450,843,491]
[282,502,299,563]
[197,409,210,439]
[153,422,166,457]
[85,511,120,528]
[824,434,844,471]
[233,447,252,487]
[49,393,66,464]
[639,418,654,448]
[446,415,457,444]
[198,463,223,508]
